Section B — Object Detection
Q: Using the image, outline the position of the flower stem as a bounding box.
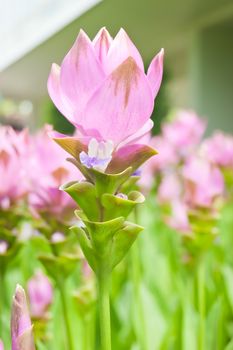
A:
[131,240,148,350]
[197,259,206,350]
[83,311,95,350]
[0,269,6,340]
[132,209,148,350]
[97,270,111,350]
[59,284,74,350]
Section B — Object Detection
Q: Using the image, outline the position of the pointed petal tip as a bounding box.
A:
[76,28,91,43]
[15,284,24,295]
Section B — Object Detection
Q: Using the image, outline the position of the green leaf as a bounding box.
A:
[111,221,143,268]
[70,226,97,272]
[38,253,79,282]
[61,181,100,221]
[89,167,133,197]
[83,217,124,254]
[101,191,145,220]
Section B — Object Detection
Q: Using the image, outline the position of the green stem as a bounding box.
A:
[83,312,95,350]
[197,260,206,350]
[97,271,111,350]
[131,240,148,350]
[131,208,148,350]
[58,284,74,350]
[0,269,6,340]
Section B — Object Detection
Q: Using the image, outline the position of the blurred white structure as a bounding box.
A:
[0,0,101,70]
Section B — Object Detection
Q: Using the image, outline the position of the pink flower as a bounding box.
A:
[201,131,233,168]
[28,125,80,217]
[0,339,4,350]
[0,127,30,209]
[139,136,178,190]
[182,155,224,207]
[168,200,190,233]
[11,285,35,350]
[48,28,163,173]
[158,172,182,203]
[162,110,206,151]
[27,271,53,319]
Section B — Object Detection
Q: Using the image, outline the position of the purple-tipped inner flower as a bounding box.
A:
[132,169,142,176]
[80,138,113,172]
[80,152,111,170]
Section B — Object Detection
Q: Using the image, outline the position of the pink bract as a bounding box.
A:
[28,125,81,217]
[0,127,30,209]
[182,155,224,207]
[162,110,206,151]
[201,131,233,168]
[47,28,163,172]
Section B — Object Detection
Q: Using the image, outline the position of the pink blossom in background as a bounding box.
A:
[182,155,224,207]
[168,200,190,233]
[28,125,80,217]
[48,28,163,173]
[27,271,53,319]
[0,339,4,350]
[162,110,206,152]
[149,136,178,171]
[11,285,35,350]
[158,172,182,203]
[139,136,178,190]
[0,127,30,209]
[201,131,233,168]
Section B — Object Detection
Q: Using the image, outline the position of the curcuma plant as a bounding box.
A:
[47,27,164,349]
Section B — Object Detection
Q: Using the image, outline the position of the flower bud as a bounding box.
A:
[27,271,53,319]
[11,284,35,350]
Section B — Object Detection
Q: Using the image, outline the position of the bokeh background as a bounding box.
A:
[1,0,233,133]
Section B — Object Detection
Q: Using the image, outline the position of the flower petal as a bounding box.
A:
[49,131,88,159]
[118,119,154,149]
[105,28,144,74]
[47,64,74,120]
[82,57,154,145]
[108,144,158,173]
[60,29,105,122]
[93,27,113,67]
[147,48,164,98]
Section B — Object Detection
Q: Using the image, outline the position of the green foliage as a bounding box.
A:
[1,195,233,349]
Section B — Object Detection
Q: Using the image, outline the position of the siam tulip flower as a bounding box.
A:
[27,271,53,319]
[182,155,224,208]
[0,126,30,209]
[201,131,233,168]
[139,136,178,190]
[158,172,182,203]
[157,172,190,233]
[47,28,164,350]
[28,125,80,218]
[168,200,190,233]
[11,284,35,350]
[162,110,206,152]
[47,27,164,174]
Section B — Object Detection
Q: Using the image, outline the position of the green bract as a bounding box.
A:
[61,161,148,274]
